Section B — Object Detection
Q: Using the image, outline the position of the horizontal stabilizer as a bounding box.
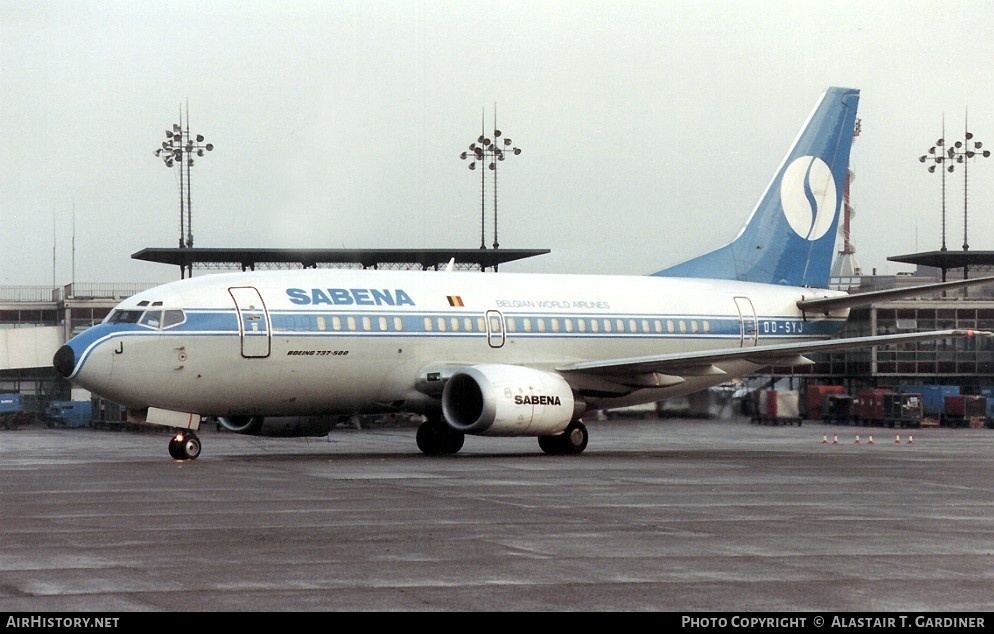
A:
[798,275,994,314]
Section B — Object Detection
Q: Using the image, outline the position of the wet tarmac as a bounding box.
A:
[1,416,992,612]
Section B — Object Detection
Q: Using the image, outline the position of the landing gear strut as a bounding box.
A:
[538,420,588,455]
[416,416,465,456]
[168,431,201,461]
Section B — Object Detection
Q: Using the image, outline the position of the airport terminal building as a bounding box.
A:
[3,248,994,428]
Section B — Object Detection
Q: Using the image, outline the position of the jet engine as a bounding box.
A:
[217,415,265,435]
[441,364,583,436]
[216,415,338,437]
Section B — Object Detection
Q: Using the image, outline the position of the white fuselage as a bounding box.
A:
[63,268,849,417]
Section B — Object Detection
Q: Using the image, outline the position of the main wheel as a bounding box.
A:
[416,421,442,455]
[560,420,588,454]
[538,421,588,455]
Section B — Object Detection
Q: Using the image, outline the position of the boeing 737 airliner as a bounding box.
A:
[54,87,994,460]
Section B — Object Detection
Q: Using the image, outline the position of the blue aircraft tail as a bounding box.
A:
[653,87,860,288]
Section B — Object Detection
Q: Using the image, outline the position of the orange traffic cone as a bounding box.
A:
[832,434,839,444]
[821,434,828,444]
[895,434,901,443]
[854,434,861,444]
[907,435,913,444]
[868,435,875,444]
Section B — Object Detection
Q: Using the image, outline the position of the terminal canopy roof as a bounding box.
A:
[888,250,994,280]
[133,247,550,276]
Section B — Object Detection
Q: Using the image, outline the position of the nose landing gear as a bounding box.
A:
[168,431,201,460]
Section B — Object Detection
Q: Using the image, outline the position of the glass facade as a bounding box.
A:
[764,301,994,388]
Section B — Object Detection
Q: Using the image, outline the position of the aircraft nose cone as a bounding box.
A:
[53,345,76,378]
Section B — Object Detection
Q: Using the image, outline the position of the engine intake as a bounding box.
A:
[441,365,582,436]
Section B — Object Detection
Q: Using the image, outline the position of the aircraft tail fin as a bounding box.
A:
[653,87,860,288]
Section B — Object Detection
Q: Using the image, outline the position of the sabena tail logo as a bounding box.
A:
[780,156,837,241]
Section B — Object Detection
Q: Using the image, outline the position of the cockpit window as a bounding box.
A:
[106,308,186,329]
[108,310,144,324]
[140,310,162,328]
[162,310,186,329]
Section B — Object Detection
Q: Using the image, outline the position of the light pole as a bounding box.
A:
[460,108,521,266]
[154,105,212,276]
[919,122,951,253]
[943,113,989,252]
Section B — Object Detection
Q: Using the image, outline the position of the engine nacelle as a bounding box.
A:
[216,415,338,437]
[441,364,583,436]
[217,415,265,435]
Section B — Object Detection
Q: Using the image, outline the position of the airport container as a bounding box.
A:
[823,394,856,425]
[753,389,802,425]
[882,392,923,428]
[854,388,893,426]
[0,393,22,414]
[897,384,960,419]
[0,393,26,429]
[805,385,846,420]
[942,395,987,429]
[45,400,93,428]
[979,387,994,428]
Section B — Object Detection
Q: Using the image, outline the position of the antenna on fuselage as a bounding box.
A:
[445,257,456,272]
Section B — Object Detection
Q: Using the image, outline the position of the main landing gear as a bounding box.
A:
[168,430,201,461]
[415,417,589,456]
[416,416,465,455]
[538,420,588,455]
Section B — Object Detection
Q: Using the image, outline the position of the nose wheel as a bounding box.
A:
[168,431,201,460]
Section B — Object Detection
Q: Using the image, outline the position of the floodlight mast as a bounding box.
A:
[153,103,213,277]
[459,105,521,270]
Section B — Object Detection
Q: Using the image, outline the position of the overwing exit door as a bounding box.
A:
[486,310,505,349]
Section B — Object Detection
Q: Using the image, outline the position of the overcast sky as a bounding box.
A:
[2,0,993,286]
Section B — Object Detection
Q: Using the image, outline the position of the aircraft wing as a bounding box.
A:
[556,330,991,386]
